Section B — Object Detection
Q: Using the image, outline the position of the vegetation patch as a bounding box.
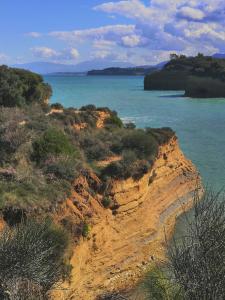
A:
[0,218,71,299]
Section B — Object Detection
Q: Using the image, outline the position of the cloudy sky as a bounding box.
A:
[1,0,225,65]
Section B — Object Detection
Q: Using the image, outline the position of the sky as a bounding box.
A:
[1,0,225,66]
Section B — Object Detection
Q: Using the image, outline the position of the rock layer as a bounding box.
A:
[52,136,201,300]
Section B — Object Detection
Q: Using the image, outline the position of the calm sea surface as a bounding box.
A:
[45,75,225,190]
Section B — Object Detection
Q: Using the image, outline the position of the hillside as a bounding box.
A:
[0,66,202,299]
[87,67,156,76]
[144,54,225,98]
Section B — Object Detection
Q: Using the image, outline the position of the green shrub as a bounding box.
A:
[44,157,82,182]
[0,218,70,298]
[146,127,175,145]
[80,104,96,111]
[144,267,182,300]
[105,112,123,128]
[51,103,64,110]
[121,130,158,160]
[32,128,78,163]
[125,122,136,129]
[101,146,152,180]
[82,222,91,238]
[0,177,72,208]
[102,197,111,208]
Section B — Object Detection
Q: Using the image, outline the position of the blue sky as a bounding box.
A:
[1,0,225,65]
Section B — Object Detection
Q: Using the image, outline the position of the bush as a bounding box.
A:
[51,103,64,110]
[82,222,91,237]
[145,189,225,300]
[121,130,158,160]
[32,128,78,163]
[78,131,112,161]
[80,104,96,111]
[102,197,111,208]
[101,151,150,181]
[0,218,70,298]
[146,127,175,145]
[44,157,82,182]
[105,113,123,128]
[143,267,182,300]
[168,190,225,299]
[124,122,136,129]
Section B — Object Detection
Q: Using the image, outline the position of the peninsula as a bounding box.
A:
[0,65,201,299]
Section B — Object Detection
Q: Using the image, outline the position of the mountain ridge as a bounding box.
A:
[13,60,135,74]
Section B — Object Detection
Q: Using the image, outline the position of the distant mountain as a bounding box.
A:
[73,59,134,72]
[13,62,78,74]
[212,53,225,59]
[13,59,134,74]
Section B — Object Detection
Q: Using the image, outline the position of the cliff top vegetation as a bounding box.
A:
[0,66,175,211]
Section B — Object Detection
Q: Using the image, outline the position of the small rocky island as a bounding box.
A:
[144,54,225,98]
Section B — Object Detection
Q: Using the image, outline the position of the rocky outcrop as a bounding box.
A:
[51,136,201,300]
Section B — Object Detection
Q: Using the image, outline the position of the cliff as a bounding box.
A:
[51,136,201,300]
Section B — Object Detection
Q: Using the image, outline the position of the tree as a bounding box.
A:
[197,53,204,58]
[0,65,52,107]
[170,54,179,60]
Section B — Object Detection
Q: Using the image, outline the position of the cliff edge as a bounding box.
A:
[51,135,201,300]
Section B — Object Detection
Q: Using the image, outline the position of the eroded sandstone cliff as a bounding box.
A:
[51,136,201,300]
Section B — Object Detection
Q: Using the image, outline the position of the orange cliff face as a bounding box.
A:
[51,135,202,300]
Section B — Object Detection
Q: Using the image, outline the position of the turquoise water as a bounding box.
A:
[45,75,225,190]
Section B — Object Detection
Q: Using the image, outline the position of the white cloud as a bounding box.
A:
[178,6,205,20]
[0,53,9,63]
[49,25,135,42]
[31,47,58,58]
[94,0,152,19]
[121,34,141,47]
[93,50,112,59]
[93,0,225,55]
[66,48,79,59]
[93,39,116,49]
[26,32,42,38]
[39,0,225,64]
[31,47,79,61]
